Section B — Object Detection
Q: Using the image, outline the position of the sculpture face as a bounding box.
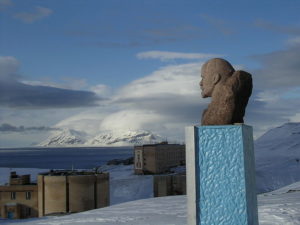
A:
[200,58,234,98]
[200,69,218,98]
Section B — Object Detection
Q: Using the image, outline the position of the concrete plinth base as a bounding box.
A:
[185,125,258,225]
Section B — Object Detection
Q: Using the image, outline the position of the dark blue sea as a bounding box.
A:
[0,147,133,169]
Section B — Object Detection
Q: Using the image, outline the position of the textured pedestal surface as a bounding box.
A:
[186,125,258,225]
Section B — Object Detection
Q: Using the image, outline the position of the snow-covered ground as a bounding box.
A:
[1,167,300,224]
[255,122,300,193]
[257,181,300,225]
[1,185,300,225]
[101,165,153,205]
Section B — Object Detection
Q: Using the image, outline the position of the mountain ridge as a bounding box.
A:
[38,129,165,147]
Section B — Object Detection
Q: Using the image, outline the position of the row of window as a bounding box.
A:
[10,191,31,200]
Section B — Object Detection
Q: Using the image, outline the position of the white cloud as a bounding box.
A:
[0,56,20,80]
[289,113,300,122]
[99,110,167,133]
[256,90,280,102]
[0,106,87,147]
[90,84,112,97]
[287,36,300,46]
[116,63,201,99]
[0,132,50,148]
[54,109,109,135]
[0,107,82,128]
[22,77,88,90]
[136,51,223,61]
[14,6,53,23]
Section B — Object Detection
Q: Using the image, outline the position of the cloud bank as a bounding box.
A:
[253,45,300,89]
[3,46,300,146]
[51,61,208,141]
[53,46,300,142]
[0,56,102,108]
[0,123,59,132]
[136,51,223,61]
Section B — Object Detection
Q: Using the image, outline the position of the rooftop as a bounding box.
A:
[39,169,108,176]
[137,142,185,147]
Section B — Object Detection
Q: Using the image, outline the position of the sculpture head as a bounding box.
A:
[200,58,235,98]
[200,58,252,125]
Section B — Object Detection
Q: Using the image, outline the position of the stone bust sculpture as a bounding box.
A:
[200,58,252,125]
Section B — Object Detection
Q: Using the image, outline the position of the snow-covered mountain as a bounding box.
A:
[38,128,88,147]
[39,129,164,147]
[255,122,300,193]
[87,130,164,146]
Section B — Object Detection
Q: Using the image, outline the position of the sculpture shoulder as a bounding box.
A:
[232,70,252,85]
[226,70,253,94]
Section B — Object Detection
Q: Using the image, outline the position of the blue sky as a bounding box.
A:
[1,0,300,147]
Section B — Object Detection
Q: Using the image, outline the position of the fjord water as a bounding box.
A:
[0,147,133,169]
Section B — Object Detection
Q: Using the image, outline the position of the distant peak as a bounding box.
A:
[39,128,165,147]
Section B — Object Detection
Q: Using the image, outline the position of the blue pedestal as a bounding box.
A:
[186,125,258,225]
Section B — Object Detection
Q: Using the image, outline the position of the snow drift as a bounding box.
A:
[255,122,300,193]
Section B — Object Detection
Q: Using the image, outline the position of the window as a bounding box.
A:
[26,191,31,200]
[11,192,16,200]
[26,207,31,216]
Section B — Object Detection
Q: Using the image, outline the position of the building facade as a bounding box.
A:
[0,170,110,219]
[153,174,186,197]
[38,171,109,217]
[134,142,185,174]
[0,172,38,219]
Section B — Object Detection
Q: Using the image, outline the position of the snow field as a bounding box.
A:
[1,167,300,224]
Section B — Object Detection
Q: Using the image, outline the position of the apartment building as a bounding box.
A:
[134,142,185,174]
[0,170,110,219]
[0,172,38,219]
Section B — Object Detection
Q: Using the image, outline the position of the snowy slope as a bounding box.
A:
[263,180,300,195]
[255,122,300,193]
[39,128,88,147]
[100,165,153,205]
[2,185,300,225]
[257,181,300,225]
[39,129,164,147]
